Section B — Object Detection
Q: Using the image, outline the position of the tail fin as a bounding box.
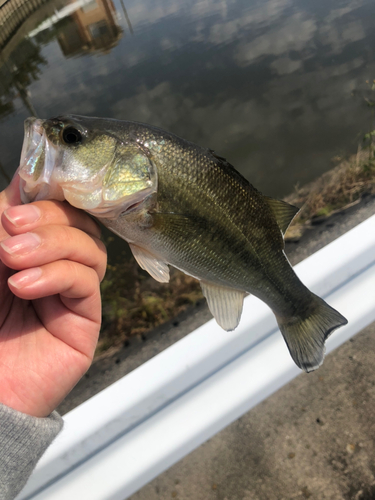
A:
[276,294,348,373]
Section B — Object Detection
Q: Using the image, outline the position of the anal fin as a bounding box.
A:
[200,281,246,331]
[129,244,170,283]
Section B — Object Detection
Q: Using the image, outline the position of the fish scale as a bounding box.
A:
[18,115,347,372]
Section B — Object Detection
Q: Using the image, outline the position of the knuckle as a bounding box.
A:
[92,237,107,281]
[30,201,102,244]
[95,237,107,256]
[35,200,64,224]
[59,224,75,247]
[88,218,102,239]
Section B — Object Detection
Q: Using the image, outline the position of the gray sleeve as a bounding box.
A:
[0,403,63,500]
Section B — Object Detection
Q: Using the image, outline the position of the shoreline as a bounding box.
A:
[284,148,375,241]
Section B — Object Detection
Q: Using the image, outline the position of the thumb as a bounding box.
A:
[2,170,21,209]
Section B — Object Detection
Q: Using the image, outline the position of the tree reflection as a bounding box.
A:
[0,38,46,119]
[0,0,125,121]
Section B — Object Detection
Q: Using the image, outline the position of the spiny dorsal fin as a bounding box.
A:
[264,197,300,235]
[200,280,246,331]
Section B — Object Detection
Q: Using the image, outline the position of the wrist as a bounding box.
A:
[0,392,51,418]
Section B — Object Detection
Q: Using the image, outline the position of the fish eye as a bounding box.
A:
[62,126,82,145]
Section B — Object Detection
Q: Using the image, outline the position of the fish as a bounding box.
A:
[17,115,348,372]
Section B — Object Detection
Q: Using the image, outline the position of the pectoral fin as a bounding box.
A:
[129,243,170,283]
[200,281,246,331]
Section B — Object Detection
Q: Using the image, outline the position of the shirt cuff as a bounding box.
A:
[0,403,63,500]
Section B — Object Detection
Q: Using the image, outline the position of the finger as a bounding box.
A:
[2,199,101,239]
[2,171,21,208]
[8,260,100,314]
[0,224,107,281]
[8,260,101,356]
[0,174,21,242]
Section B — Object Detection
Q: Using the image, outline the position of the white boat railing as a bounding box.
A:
[17,214,375,500]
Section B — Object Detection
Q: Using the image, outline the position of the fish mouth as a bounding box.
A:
[18,117,65,204]
[18,117,157,219]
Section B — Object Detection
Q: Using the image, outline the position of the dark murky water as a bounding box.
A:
[0,0,375,197]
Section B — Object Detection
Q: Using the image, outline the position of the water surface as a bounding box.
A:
[0,0,374,196]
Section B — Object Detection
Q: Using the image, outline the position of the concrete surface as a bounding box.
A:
[58,194,375,500]
[130,322,375,500]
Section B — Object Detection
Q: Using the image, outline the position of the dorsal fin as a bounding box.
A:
[264,197,300,235]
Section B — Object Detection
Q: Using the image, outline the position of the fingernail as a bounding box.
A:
[4,205,41,227]
[0,233,41,255]
[8,268,42,288]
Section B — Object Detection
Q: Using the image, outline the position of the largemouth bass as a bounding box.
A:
[18,115,347,372]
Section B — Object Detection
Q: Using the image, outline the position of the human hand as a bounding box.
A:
[0,174,107,417]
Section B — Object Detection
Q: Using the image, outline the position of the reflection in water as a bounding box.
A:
[55,0,123,57]
[0,0,374,195]
[0,0,50,50]
[119,0,133,35]
[0,160,10,183]
[28,0,123,57]
[0,38,46,119]
[0,0,125,183]
[0,0,374,341]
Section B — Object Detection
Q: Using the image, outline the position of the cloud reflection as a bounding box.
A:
[208,0,292,45]
[270,57,302,75]
[319,20,365,55]
[235,13,316,66]
[0,0,374,196]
